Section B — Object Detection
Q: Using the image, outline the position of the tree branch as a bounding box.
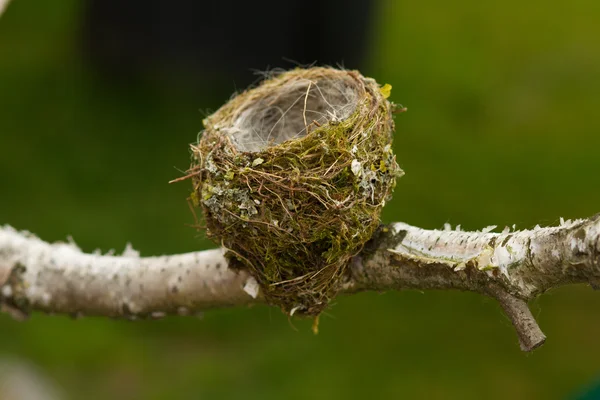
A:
[0,226,258,320]
[346,216,600,350]
[1,215,599,350]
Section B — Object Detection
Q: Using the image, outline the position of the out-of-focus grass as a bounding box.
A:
[1,1,600,399]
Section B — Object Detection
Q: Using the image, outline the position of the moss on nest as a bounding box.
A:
[188,67,403,316]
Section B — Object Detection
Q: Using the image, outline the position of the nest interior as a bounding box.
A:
[189,67,402,316]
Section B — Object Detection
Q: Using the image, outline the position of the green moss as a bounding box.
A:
[188,67,403,316]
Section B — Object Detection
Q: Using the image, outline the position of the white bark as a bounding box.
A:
[1,215,599,351]
[0,226,258,319]
[346,215,600,351]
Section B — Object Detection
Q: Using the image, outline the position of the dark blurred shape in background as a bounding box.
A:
[81,0,373,89]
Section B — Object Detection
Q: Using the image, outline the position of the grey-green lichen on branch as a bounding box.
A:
[1,215,599,351]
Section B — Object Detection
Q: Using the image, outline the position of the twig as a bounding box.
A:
[302,81,312,133]
[488,285,546,351]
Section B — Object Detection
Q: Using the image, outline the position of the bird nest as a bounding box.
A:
[188,67,403,316]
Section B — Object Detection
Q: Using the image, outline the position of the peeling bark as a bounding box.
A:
[346,216,600,350]
[1,215,599,351]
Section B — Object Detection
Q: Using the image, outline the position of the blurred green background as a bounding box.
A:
[1,1,600,399]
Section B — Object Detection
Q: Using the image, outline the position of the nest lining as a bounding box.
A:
[225,77,360,152]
